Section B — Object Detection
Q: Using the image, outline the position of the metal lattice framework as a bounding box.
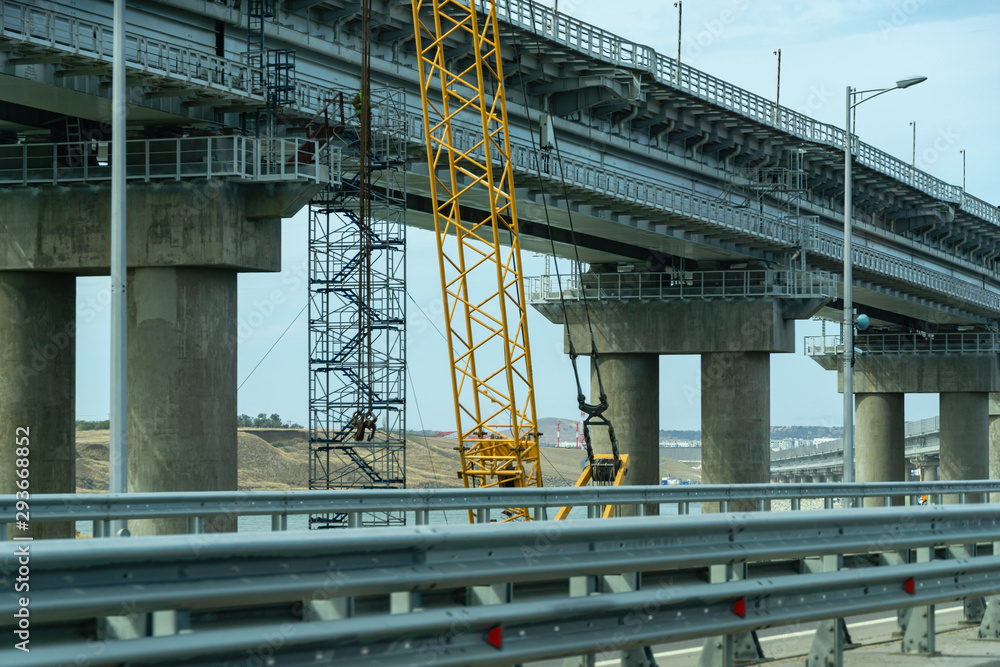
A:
[308,89,407,528]
[412,0,541,520]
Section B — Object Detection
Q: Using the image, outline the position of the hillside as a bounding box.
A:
[73,429,700,491]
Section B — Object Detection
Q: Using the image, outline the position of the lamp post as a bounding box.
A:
[674,1,682,84]
[843,76,926,486]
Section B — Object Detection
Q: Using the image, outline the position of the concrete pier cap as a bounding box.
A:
[0,179,321,536]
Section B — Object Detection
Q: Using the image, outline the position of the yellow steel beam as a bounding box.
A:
[412,0,542,522]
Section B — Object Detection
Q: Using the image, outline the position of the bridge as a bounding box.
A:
[1,1,1000,663]
[1,0,998,515]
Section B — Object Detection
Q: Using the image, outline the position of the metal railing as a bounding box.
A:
[0,0,262,101]
[2,502,1000,665]
[527,269,836,304]
[0,136,339,186]
[3,481,998,537]
[490,0,999,228]
[805,333,1000,357]
[810,230,1000,314]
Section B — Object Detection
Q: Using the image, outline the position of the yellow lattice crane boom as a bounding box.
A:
[412,0,542,520]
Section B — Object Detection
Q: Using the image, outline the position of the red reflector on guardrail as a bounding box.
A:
[904,578,916,595]
[733,599,746,618]
[487,625,503,649]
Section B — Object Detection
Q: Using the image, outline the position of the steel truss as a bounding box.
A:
[308,89,407,528]
[412,0,542,521]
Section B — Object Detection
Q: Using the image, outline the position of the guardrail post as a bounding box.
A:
[390,591,421,614]
[699,563,762,667]
[901,546,936,654]
[980,537,1000,638]
[562,576,599,667]
[678,501,689,515]
[599,573,656,666]
[879,550,910,638]
[270,514,288,531]
[347,512,361,528]
[948,544,985,623]
[476,507,489,523]
[304,596,352,622]
[414,509,430,525]
[187,517,204,534]
[806,554,848,667]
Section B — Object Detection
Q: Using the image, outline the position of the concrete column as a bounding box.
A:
[990,394,1000,503]
[940,392,989,504]
[701,352,769,512]
[0,272,76,539]
[855,392,905,507]
[591,353,659,516]
[920,465,938,482]
[127,268,237,535]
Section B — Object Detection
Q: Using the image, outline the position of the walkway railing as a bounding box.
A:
[0,136,339,186]
[2,501,999,665]
[2,481,997,537]
[805,333,1000,357]
[0,0,262,101]
[527,269,836,304]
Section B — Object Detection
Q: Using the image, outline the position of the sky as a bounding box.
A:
[75,0,1000,431]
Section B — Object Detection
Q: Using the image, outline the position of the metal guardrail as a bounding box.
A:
[3,504,1000,665]
[3,481,998,537]
[527,269,836,304]
[0,136,339,186]
[805,333,1000,356]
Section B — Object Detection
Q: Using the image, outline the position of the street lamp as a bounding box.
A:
[843,76,926,486]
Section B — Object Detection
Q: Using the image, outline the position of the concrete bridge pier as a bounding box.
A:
[840,354,998,504]
[589,353,659,516]
[701,351,769,511]
[0,272,77,539]
[0,180,319,537]
[536,293,827,516]
[990,394,1000,503]
[855,392,905,507]
[940,392,989,504]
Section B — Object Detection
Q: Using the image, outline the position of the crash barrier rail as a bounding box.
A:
[527,269,836,303]
[0,136,339,186]
[2,480,999,538]
[2,504,1000,665]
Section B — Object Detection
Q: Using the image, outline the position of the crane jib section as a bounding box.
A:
[412,0,542,520]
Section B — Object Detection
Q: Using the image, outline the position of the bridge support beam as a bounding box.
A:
[536,295,826,515]
[839,354,998,502]
[0,272,76,539]
[855,392,905,507]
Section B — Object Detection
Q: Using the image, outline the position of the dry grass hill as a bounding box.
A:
[74,428,700,492]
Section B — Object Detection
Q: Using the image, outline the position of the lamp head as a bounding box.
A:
[896,76,927,89]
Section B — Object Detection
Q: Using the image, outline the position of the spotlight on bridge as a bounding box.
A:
[896,76,928,89]
[856,313,870,331]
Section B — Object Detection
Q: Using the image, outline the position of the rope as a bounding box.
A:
[497,0,620,469]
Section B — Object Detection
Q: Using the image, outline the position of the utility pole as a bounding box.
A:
[960,148,966,190]
[110,0,128,537]
[674,1,682,85]
[910,121,916,168]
